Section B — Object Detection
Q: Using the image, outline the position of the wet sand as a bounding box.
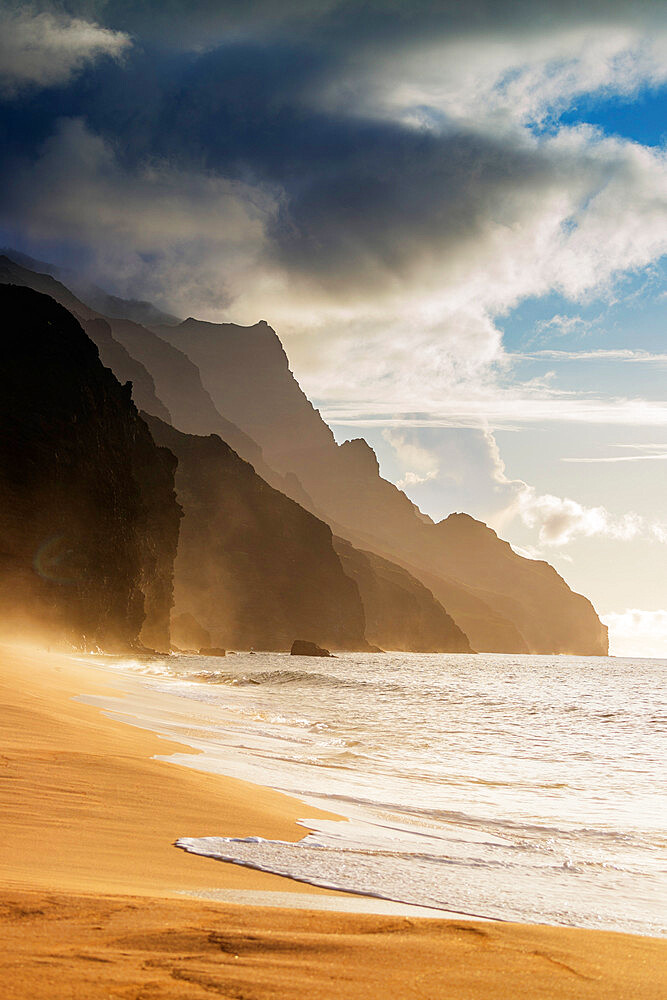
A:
[1,643,665,998]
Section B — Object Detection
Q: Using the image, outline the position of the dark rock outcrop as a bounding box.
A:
[0,286,181,651]
[333,537,472,653]
[144,414,368,652]
[291,639,331,657]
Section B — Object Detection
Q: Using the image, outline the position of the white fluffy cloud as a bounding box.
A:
[602,609,667,658]
[2,24,666,417]
[515,489,648,546]
[0,6,131,95]
[475,427,667,548]
[354,22,667,128]
[382,430,440,489]
[271,124,667,414]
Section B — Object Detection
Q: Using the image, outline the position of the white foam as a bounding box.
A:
[77,651,667,936]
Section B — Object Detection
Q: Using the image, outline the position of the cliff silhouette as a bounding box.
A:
[0,255,608,655]
[0,257,172,423]
[333,537,471,653]
[0,285,181,651]
[152,315,608,655]
[0,256,299,498]
[143,415,369,652]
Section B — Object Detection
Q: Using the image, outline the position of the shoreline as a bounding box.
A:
[1,642,665,998]
[0,642,348,900]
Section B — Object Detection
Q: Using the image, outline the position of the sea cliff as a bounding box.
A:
[0,285,180,651]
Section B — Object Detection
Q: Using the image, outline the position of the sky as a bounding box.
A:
[1,1,666,655]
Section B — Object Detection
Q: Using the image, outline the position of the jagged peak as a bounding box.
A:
[339,438,380,476]
[173,315,289,365]
[438,511,499,538]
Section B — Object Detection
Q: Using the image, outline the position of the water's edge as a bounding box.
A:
[78,651,666,936]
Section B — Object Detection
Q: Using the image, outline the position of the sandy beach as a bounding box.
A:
[1,643,665,998]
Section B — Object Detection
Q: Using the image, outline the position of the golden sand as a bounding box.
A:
[1,643,665,998]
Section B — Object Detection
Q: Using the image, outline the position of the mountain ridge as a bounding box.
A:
[150,311,607,655]
[0,255,608,655]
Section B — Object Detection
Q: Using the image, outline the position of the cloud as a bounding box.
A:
[0,117,276,315]
[1,3,666,418]
[602,608,667,658]
[562,443,667,463]
[321,396,667,431]
[382,429,439,489]
[563,453,667,463]
[0,6,131,96]
[374,420,667,551]
[474,427,667,547]
[532,314,596,340]
[359,425,527,524]
[514,489,650,546]
[337,16,667,131]
[56,3,667,53]
[516,349,667,364]
[397,470,438,489]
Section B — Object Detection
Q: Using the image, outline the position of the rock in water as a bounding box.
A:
[199,646,226,657]
[290,639,331,657]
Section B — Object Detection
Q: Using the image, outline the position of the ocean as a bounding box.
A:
[96,651,666,936]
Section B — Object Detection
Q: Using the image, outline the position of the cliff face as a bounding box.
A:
[333,537,472,653]
[0,257,608,656]
[0,286,181,651]
[396,563,529,654]
[144,415,368,652]
[430,515,609,656]
[101,315,269,475]
[152,318,336,474]
[81,317,172,423]
[155,315,608,655]
[0,257,172,423]
[0,257,278,483]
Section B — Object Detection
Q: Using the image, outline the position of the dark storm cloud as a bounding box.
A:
[0,33,560,291]
[61,1,666,49]
[0,1,665,313]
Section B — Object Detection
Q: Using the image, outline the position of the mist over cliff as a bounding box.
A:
[152,313,608,656]
[0,256,608,656]
[144,415,369,652]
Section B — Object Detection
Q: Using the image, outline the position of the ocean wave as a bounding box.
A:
[187,667,371,690]
[174,835,666,935]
